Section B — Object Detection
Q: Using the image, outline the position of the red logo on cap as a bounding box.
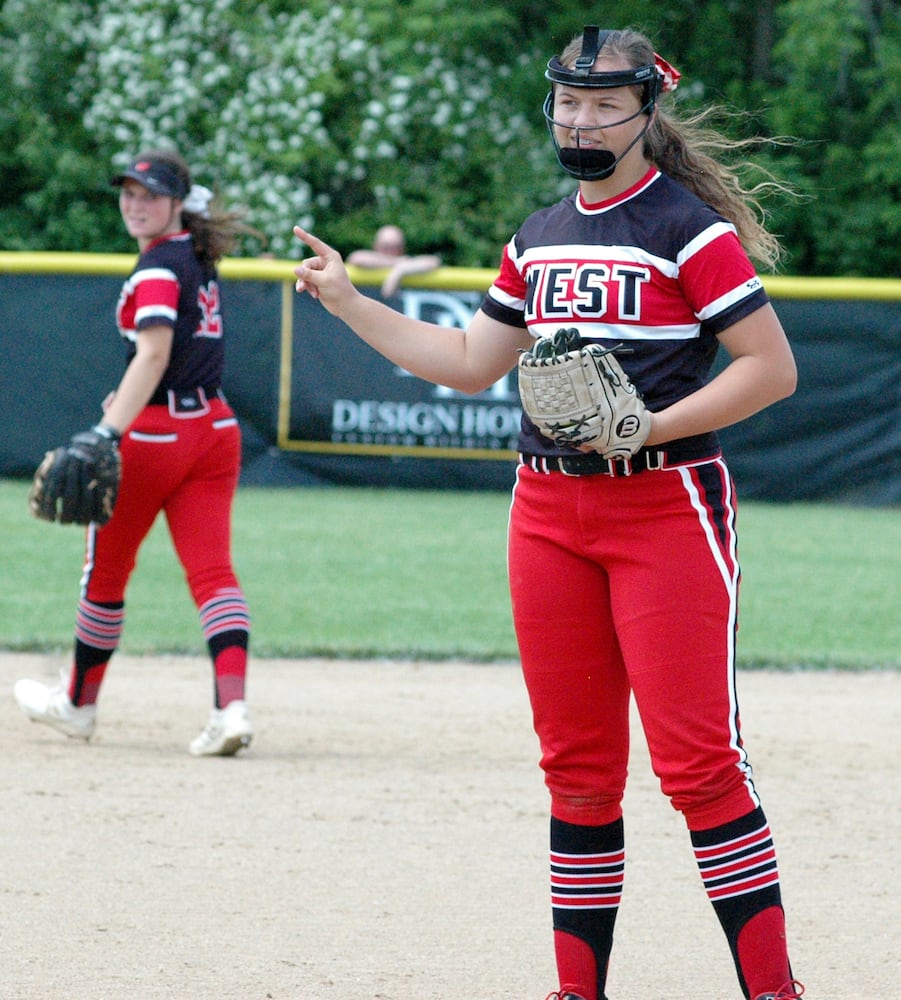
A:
[134,160,152,171]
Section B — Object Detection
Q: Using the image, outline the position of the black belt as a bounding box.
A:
[148,385,222,409]
[520,449,667,477]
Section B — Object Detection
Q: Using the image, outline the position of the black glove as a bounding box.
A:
[29,424,122,526]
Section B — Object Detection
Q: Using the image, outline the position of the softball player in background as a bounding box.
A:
[292,25,805,1000]
[14,149,252,757]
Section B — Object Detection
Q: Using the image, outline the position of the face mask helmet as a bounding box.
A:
[544,25,660,181]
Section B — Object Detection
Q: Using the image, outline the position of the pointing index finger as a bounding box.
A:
[293,225,333,258]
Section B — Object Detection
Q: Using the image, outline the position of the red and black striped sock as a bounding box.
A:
[549,815,624,1000]
[691,806,792,999]
[199,589,250,708]
[70,599,124,705]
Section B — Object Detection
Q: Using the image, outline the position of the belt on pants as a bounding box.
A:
[148,385,223,413]
[519,449,668,477]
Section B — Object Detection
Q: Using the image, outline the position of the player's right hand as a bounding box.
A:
[293,226,356,315]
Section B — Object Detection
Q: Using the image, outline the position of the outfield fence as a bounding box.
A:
[1,252,899,503]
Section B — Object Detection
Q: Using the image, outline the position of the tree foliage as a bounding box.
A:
[0,0,898,275]
[767,0,901,275]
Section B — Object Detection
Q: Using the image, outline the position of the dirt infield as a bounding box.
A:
[1,653,897,1000]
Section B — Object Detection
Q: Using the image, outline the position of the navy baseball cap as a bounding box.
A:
[111,155,189,199]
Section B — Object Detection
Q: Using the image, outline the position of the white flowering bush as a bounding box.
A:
[60,0,559,259]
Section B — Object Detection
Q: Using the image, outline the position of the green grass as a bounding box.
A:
[1,478,898,669]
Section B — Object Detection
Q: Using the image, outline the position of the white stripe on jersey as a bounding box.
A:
[697,277,765,321]
[527,320,700,342]
[516,242,680,280]
[135,303,178,325]
[677,222,738,267]
[134,266,178,282]
[122,266,178,292]
[489,282,527,312]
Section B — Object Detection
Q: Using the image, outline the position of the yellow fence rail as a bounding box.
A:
[2,251,900,301]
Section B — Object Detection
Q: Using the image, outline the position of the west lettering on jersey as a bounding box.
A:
[525,261,652,323]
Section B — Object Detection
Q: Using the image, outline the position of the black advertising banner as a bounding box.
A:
[278,288,520,490]
[0,274,125,475]
[717,298,901,505]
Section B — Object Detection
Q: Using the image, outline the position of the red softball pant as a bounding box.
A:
[83,398,242,609]
[507,458,761,832]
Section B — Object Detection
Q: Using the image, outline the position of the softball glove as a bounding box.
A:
[517,328,651,459]
[29,425,121,526]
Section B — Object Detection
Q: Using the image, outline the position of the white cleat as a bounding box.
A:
[189,699,253,757]
[13,675,97,741]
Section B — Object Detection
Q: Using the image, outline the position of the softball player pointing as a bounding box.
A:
[294,26,803,1000]
[15,149,253,757]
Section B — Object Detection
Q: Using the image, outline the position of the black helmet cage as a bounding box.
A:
[543,25,659,180]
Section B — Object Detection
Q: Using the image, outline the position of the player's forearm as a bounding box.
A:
[102,342,171,433]
[645,355,796,447]
[335,287,479,391]
[398,255,442,276]
[346,250,398,268]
